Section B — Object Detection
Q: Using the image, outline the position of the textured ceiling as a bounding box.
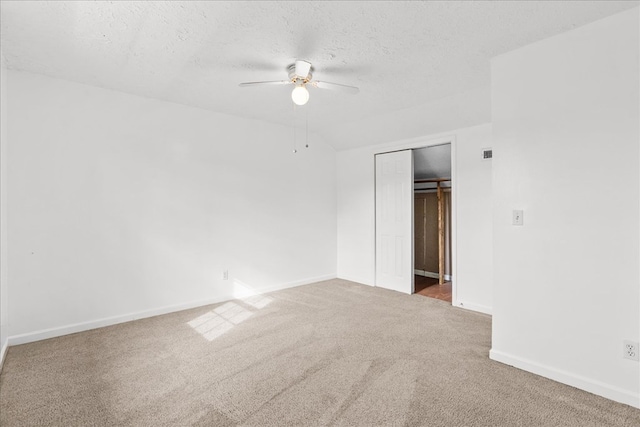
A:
[1,1,637,150]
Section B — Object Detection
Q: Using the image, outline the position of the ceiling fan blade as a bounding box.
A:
[239,80,292,87]
[311,81,359,94]
[294,60,312,78]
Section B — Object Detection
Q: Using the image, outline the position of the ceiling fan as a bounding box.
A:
[239,60,359,106]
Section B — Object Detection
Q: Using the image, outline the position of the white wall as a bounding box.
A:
[0,51,9,363]
[455,125,493,313]
[321,86,491,151]
[490,8,639,407]
[336,123,493,314]
[5,70,337,342]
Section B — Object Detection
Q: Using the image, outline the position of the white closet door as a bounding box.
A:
[375,150,413,294]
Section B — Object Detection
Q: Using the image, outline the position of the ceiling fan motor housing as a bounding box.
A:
[287,63,314,83]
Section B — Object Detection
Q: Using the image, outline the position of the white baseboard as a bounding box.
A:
[453,301,492,315]
[272,274,337,292]
[0,339,8,374]
[7,274,336,347]
[414,269,452,281]
[336,274,373,287]
[489,349,640,409]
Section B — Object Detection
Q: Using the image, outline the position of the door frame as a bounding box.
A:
[373,135,458,305]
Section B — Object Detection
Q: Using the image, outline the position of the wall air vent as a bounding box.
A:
[482,148,493,160]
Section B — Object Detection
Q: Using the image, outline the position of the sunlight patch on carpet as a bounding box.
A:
[187,294,273,341]
[242,294,273,309]
[187,302,254,341]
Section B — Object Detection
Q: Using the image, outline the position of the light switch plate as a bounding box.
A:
[512,210,524,226]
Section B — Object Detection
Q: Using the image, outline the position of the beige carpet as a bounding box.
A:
[1,279,639,426]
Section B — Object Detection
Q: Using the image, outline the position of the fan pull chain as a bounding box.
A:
[292,103,310,153]
[292,103,298,154]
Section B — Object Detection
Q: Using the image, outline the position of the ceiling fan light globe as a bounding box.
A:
[291,85,309,106]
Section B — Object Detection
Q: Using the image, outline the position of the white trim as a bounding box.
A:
[0,340,8,373]
[453,300,492,315]
[7,274,335,346]
[414,269,452,281]
[336,275,373,287]
[368,133,457,155]
[0,52,8,377]
[489,349,640,409]
[637,7,640,409]
[450,137,458,308]
[265,274,336,293]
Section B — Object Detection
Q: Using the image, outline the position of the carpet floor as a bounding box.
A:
[1,279,639,426]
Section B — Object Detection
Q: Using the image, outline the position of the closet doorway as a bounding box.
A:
[413,144,452,302]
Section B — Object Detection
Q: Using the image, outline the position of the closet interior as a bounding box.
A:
[413,144,452,302]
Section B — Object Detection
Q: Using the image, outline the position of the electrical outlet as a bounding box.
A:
[623,340,639,361]
[223,270,229,280]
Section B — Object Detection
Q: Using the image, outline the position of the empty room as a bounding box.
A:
[1,1,639,425]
